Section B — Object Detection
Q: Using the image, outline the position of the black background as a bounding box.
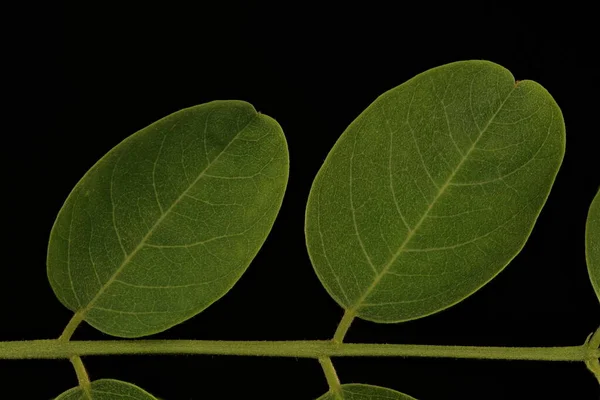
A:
[2,3,599,400]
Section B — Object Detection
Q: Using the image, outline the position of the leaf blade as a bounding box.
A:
[55,379,157,400]
[306,60,565,323]
[48,100,289,337]
[586,189,600,303]
[316,383,417,400]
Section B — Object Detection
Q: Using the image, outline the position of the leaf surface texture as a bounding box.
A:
[306,60,565,322]
[47,101,289,337]
[587,189,600,302]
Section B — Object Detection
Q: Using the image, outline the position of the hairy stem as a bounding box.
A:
[59,311,85,341]
[319,357,342,398]
[0,339,594,361]
[70,355,92,399]
[333,310,355,344]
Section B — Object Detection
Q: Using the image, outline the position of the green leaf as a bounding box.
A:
[586,189,600,303]
[306,60,565,323]
[55,379,157,400]
[47,100,289,337]
[316,384,417,400]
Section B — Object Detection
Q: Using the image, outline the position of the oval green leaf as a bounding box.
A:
[47,100,289,337]
[317,384,417,400]
[305,60,565,323]
[586,189,600,303]
[55,379,157,400]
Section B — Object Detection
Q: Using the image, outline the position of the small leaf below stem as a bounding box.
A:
[55,379,157,400]
[316,383,417,400]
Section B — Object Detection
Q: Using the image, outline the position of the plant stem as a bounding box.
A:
[60,311,85,341]
[319,357,341,398]
[0,339,594,361]
[70,355,92,399]
[333,310,355,343]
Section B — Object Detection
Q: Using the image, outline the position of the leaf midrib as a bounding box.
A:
[74,113,260,317]
[347,84,517,314]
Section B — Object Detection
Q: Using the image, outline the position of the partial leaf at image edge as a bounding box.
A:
[316,383,417,400]
[47,100,289,338]
[54,379,157,400]
[306,60,565,323]
[586,188,600,303]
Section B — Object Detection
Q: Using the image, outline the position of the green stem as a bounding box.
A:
[59,311,85,341]
[319,357,342,398]
[0,339,592,361]
[70,355,92,399]
[333,310,355,343]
